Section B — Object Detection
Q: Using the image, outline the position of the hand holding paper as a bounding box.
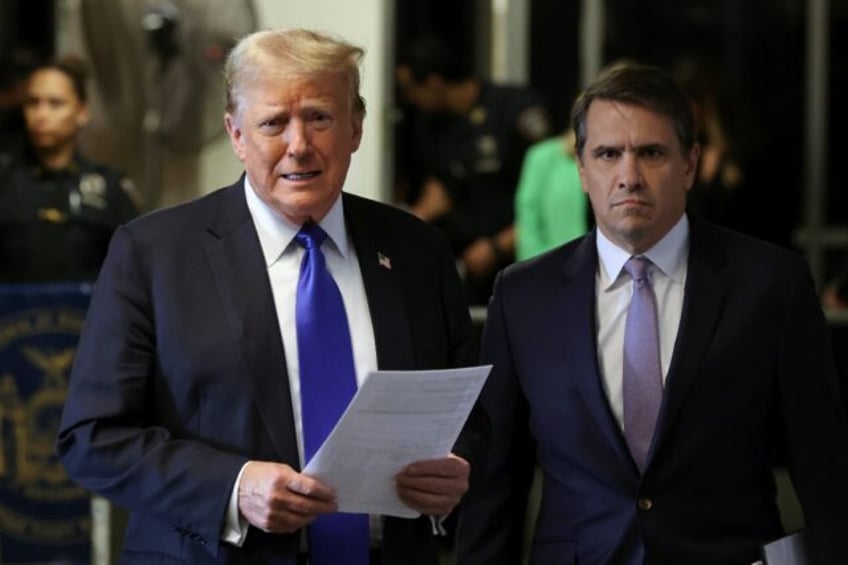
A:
[303,365,491,517]
[395,454,470,517]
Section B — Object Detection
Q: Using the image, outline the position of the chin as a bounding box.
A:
[277,199,330,223]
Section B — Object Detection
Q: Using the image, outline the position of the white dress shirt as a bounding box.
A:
[222,179,377,544]
[594,214,689,430]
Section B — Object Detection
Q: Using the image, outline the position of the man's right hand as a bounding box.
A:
[237,461,337,533]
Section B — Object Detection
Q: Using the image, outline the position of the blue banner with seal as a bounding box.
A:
[0,283,92,564]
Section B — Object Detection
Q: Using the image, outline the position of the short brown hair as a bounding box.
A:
[571,62,695,158]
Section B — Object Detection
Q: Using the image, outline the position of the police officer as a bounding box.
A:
[0,56,139,283]
[397,36,551,305]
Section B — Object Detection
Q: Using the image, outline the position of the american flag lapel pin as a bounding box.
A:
[377,252,392,270]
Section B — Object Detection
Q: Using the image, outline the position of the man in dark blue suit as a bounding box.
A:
[57,28,477,564]
[456,62,848,564]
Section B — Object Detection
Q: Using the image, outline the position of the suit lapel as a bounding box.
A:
[203,183,300,464]
[563,233,634,464]
[343,194,413,370]
[649,222,728,462]
[563,223,729,471]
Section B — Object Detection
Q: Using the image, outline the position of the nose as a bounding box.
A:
[617,152,643,191]
[284,119,309,158]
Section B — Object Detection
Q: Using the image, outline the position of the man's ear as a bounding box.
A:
[350,115,364,153]
[683,142,701,191]
[224,112,246,162]
[577,157,589,195]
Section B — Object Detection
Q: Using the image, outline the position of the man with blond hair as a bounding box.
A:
[58,28,477,565]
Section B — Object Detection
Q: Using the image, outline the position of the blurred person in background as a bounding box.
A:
[674,55,751,242]
[0,55,140,282]
[514,127,589,261]
[396,35,551,305]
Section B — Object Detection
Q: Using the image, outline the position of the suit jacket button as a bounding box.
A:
[637,497,653,511]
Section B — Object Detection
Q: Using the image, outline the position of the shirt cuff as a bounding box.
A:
[429,514,448,536]
[220,462,250,546]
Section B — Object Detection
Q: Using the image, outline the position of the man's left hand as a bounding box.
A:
[395,454,470,516]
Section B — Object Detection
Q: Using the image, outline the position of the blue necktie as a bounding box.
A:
[295,223,369,565]
[622,256,663,473]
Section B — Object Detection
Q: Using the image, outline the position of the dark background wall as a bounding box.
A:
[0,0,55,61]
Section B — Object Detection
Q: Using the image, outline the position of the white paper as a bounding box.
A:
[302,365,491,518]
[762,530,809,565]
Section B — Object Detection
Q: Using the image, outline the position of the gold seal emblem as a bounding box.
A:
[0,301,91,552]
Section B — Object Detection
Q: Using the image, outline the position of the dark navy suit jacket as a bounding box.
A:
[457,219,848,564]
[57,180,476,564]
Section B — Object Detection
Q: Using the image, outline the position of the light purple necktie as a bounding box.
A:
[622,256,663,473]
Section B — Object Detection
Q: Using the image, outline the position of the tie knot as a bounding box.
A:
[296,223,328,250]
[624,256,651,282]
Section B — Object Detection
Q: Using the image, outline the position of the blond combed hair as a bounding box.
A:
[225,28,366,119]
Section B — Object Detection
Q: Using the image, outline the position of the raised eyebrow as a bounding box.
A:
[591,145,623,157]
[636,143,669,154]
[305,107,333,118]
[255,109,289,124]
[302,103,335,117]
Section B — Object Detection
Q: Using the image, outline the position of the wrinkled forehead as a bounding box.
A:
[232,65,354,112]
[587,100,684,149]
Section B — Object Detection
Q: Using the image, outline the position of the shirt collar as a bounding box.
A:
[596,214,690,290]
[243,176,349,267]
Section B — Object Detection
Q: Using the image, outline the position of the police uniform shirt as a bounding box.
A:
[430,81,551,240]
[0,150,139,283]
